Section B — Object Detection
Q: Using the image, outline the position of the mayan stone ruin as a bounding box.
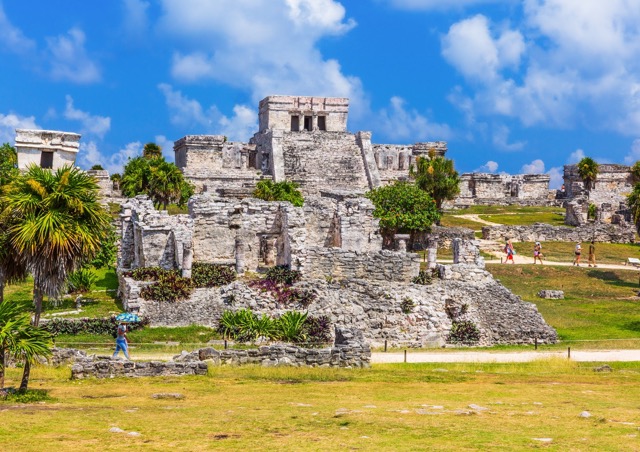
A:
[113,95,558,348]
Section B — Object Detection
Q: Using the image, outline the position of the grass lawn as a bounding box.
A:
[510,241,640,265]
[2,360,640,451]
[487,264,640,347]
[478,211,566,226]
[438,215,486,230]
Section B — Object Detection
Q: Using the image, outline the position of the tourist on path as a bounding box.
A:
[113,322,131,360]
[533,241,543,264]
[504,240,515,264]
[573,242,582,266]
[588,240,597,267]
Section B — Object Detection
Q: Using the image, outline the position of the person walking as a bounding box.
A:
[112,322,131,360]
[533,241,544,264]
[504,239,515,264]
[573,242,582,266]
[588,240,597,267]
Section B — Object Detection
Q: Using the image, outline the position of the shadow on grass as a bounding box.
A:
[586,270,640,289]
[623,321,640,333]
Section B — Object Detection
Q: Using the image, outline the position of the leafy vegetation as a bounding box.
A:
[400,297,415,314]
[576,156,599,190]
[366,181,440,246]
[412,269,438,285]
[42,316,148,337]
[249,266,315,308]
[66,268,98,294]
[140,272,194,302]
[89,164,104,170]
[447,320,480,344]
[191,262,237,288]
[409,150,460,211]
[253,179,304,207]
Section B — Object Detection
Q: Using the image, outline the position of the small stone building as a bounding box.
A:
[456,173,553,206]
[15,129,80,170]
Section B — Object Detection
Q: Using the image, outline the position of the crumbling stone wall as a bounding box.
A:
[456,173,553,207]
[563,164,633,206]
[374,141,447,184]
[481,222,636,243]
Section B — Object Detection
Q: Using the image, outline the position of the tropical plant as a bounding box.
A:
[120,156,152,198]
[576,157,599,190]
[253,179,304,207]
[412,269,438,285]
[276,311,308,342]
[627,183,640,234]
[365,181,440,246]
[90,164,104,171]
[0,300,53,389]
[400,297,415,314]
[139,272,193,302]
[587,203,597,220]
[142,142,163,160]
[409,150,461,211]
[110,172,122,190]
[448,320,481,344]
[265,265,302,285]
[190,263,236,288]
[1,165,111,389]
[66,268,98,293]
[90,226,118,269]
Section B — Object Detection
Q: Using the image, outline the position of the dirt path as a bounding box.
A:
[451,213,502,226]
[372,349,640,363]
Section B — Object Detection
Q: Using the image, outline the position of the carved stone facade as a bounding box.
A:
[456,173,554,207]
[15,129,80,170]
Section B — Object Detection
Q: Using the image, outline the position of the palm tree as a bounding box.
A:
[576,157,599,190]
[142,142,163,160]
[1,165,110,389]
[409,151,461,212]
[0,300,52,389]
[120,156,151,198]
[148,160,192,209]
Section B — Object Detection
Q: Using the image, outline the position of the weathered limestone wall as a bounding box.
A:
[121,261,557,347]
[563,164,633,206]
[15,129,80,170]
[481,222,636,243]
[174,135,260,195]
[374,142,447,184]
[258,95,349,133]
[456,173,552,206]
[70,358,209,379]
[86,169,115,200]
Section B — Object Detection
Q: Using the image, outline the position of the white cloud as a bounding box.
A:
[625,139,640,165]
[375,96,451,141]
[0,4,35,54]
[442,3,640,135]
[158,0,365,116]
[46,28,101,83]
[75,140,143,174]
[122,0,150,37]
[0,112,39,145]
[567,149,585,164]
[475,160,499,172]
[492,124,525,151]
[547,166,564,189]
[64,96,111,138]
[76,141,103,169]
[158,83,257,141]
[520,158,545,174]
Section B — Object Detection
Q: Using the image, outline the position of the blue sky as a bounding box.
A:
[2,0,640,187]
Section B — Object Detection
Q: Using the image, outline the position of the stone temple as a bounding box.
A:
[115,95,558,348]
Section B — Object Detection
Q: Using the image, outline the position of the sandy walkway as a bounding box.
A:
[372,349,640,363]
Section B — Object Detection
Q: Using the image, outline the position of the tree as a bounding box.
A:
[121,156,193,209]
[409,151,460,212]
[0,300,52,389]
[143,142,163,160]
[90,164,104,170]
[631,161,640,183]
[577,157,599,190]
[110,172,122,190]
[1,165,111,389]
[627,183,640,234]
[0,143,27,304]
[365,181,440,246]
[253,179,304,207]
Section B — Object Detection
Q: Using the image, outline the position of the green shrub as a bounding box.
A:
[124,267,176,281]
[265,265,301,285]
[253,179,304,207]
[400,297,415,314]
[276,311,308,342]
[0,388,52,403]
[412,269,438,285]
[66,268,98,293]
[448,321,481,344]
[42,317,149,337]
[140,272,193,302]
[301,315,332,345]
[191,262,236,287]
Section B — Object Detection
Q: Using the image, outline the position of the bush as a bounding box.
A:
[249,265,315,308]
[191,262,236,287]
[302,315,332,345]
[0,388,52,403]
[66,268,98,293]
[447,321,480,344]
[42,317,149,337]
[400,297,415,314]
[140,272,193,302]
[218,309,275,343]
[265,265,301,285]
[253,179,304,207]
[275,311,308,342]
[124,267,175,281]
[412,269,438,285]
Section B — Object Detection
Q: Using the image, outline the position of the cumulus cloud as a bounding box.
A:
[46,28,101,83]
[547,166,564,189]
[0,112,39,145]
[158,0,366,116]
[158,83,257,141]
[375,96,451,141]
[64,96,111,138]
[0,4,35,54]
[624,139,640,165]
[442,3,640,135]
[520,158,545,174]
[567,149,585,164]
[76,141,103,169]
[154,135,175,162]
[475,160,499,172]
[492,124,525,151]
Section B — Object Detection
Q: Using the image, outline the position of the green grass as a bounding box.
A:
[167,203,189,215]
[438,215,486,230]
[479,211,566,226]
[2,361,640,450]
[446,205,565,215]
[510,241,640,265]
[487,264,640,345]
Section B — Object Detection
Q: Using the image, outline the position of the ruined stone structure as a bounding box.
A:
[456,173,554,207]
[15,128,80,170]
[174,95,448,196]
[481,222,636,244]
